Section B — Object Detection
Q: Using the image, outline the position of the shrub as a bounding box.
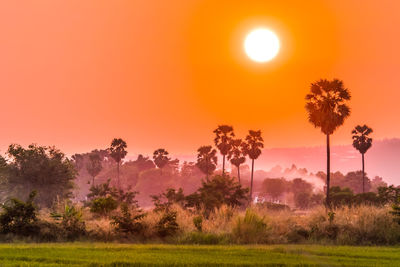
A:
[156,211,179,238]
[232,209,268,244]
[90,197,118,217]
[193,216,203,232]
[111,203,146,236]
[0,191,38,236]
[51,204,86,240]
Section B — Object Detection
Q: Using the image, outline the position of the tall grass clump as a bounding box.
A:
[232,209,268,244]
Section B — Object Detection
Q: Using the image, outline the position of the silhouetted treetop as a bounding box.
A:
[305,79,351,135]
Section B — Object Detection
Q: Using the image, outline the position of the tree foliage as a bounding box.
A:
[196,146,217,178]
[5,144,76,207]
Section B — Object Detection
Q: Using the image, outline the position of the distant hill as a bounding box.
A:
[256,138,400,185]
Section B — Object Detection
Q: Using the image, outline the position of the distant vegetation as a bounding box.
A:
[0,78,399,244]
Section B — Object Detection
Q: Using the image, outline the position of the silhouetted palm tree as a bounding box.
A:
[109,138,127,190]
[196,145,218,179]
[305,79,351,208]
[153,148,170,174]
[352,124,373,193]
[243,130,264,200]
[227,139,246,184]
[86,153,102,186]
[213,125,234,175]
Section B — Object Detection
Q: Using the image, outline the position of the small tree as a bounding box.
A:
[111,203,146,236]
[109,138,128,190]
[213,125,234,175]
[86,153,102,186]
[227,139,246,184]
[352,125,373,193]
[243,130,264,201]
[196,146,217,179]
[0,191,38,236]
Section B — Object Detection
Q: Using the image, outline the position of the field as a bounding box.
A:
[0,244,399,266]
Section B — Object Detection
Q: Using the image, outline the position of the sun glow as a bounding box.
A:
[244,28,280,63]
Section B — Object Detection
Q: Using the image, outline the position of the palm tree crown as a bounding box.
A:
[244,130,264,160]
[352,125,373,154]
[213,125,234,175]
[196,145,218,178]
[305,79,351,135]
[227,139,246,183]
[153,148,170,169]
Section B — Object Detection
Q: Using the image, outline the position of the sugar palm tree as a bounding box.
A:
[227,139,246,184]
[352,125,373,193]
[109,138,127,190]
[243,130,264,200]
[86,153,102,186]
[305,79,351,208]
[196,145,218,179]
[213,125,234,175]
[153,148,170,174]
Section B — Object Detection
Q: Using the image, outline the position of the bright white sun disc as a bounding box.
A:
[244,28,280,62]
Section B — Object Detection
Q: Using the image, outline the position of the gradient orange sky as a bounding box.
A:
[1,1,400,156]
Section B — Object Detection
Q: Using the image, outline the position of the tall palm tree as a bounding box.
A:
[86,153,102,186]
[109,138,127,190]
[153,148,170,174]
[213,125,234,175]
[305,79,351,208]
[243,130,264,200]
[196,145,218,180]
[352,125,373,193]
[227,139,246,184]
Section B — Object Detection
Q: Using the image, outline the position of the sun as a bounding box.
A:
[244,28,280,63]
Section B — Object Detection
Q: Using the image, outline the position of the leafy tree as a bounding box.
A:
[186,175,248,215]
[227,139,246,184]
[243,130,264,200]
[352,125,373,193]
[262,178,286,202]
[305,79,351,208]
[153,148,170,174]
[213,125,234,175]
[0,191,38,236]
[196,146,217,179]
[109,138,127,190]
[378,185,400,204]
[5,144,76,207]
[86,153,102,186]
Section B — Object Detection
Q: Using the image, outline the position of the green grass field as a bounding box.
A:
[0,243,399,266]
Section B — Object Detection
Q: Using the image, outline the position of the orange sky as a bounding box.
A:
[0,1,400,156]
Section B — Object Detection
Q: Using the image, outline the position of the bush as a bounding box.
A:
[232,209,268,244]
[156,211,179,238]
[51,204,86,240]
[111,203,146,236]
[193,216,203,232]
[90,197,118,217]
[0,191,38,236]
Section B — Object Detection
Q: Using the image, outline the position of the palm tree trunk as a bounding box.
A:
[362,153,365,193]
[237,165,241,184]
[326,134,331,209]
[222,155,225,176]
[117,161,120,190]
[250,159,254,202]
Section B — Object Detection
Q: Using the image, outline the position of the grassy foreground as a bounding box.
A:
[0,244,399,266]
